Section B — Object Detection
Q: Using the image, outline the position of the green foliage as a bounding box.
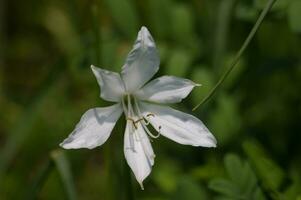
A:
[243,140,285,198]
[209,154,266,199]
[51,150,77,200]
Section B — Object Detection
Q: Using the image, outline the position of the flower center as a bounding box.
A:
[121,94,161,144]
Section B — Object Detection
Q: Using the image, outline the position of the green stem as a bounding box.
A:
[27,159,54,200]
[192,0,277,111]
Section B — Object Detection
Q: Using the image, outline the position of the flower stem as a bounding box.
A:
[192,0,277,111]
[27,158,54,200]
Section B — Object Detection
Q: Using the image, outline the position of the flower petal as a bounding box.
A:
[124,120,155,189]
[121,26,160,92]
[135,76,200,103]
[91,65,125,102]
[60,104,123,149]
[139,102,217,147]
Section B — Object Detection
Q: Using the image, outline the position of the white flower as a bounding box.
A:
[60,26,217,189]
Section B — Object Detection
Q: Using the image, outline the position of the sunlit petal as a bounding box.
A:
[60,104,123,149]
[139,102,217,147]
[124,120,155,189]
[121,26,160,92]
[91,65,125,102]
[135,75,200,103]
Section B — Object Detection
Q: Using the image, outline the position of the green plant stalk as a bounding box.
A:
[192,0,277,111]
[27,159,54,200]
[51,150,77,200]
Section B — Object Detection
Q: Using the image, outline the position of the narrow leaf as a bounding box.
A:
[51,150,77,200]
[27,159,54,200]
[209,178,242,198]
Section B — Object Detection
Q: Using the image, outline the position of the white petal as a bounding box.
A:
[124,120,155,189]
[121,26,160,92]
[139,102,217,147]
[60,104,123,149]
[135,76,200,103]
[91,65,125,102]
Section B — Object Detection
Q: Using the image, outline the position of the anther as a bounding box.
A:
[146,113,155,118]
[127,118,137,129]
[134,118,144,124]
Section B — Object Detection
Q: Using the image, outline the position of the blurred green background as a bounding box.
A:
[0,0,301,199]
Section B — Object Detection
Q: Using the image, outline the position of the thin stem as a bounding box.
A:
[192,0,277,111]
[27,159,54,200]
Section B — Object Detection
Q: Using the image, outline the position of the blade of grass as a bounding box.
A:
[193,0,277,111]
[27,159,54,200]
[51,150,77,200]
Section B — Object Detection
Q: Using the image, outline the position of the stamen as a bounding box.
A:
[141,122,161,138]
[129,123,136,152]
[121,97,128,115]
[132,97,161,139]
[127,118,137,129]
[134,118,144,124]
[146,113,155,117]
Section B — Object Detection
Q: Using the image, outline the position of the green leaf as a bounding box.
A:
[51,150,77,200]
[27,159,54,200]
[243,140,285,192]
[209,153,266,199]
[224,155,258,195]
[209,178,242,198]
[287,0,301,33]
[224,154,244,185]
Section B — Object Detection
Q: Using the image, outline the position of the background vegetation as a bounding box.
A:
[0,0,301,199]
